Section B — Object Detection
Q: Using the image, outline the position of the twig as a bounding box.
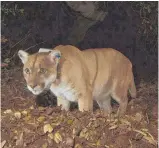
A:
[129,139,133,148]
[24,41,46,51]
[145,113,149,124]
[11,33,31,49]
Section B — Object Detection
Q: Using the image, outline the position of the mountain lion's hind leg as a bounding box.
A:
[111,92,128,117]
[57,96,70,111]
[97,95,112,115]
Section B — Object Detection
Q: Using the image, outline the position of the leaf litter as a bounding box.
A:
[1,67,158,148]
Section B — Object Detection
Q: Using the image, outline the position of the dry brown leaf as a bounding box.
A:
[135,112,143,122]
[119,118,131,126]
[53,132,62,143]
[67,119,73,125]
[14,112,22,119]
[92,140,101,146]
[4,109,13,114]
[105,145,110,148]
[37,116,46,123]
[79,128,88,138]
[96,140,100,146]
[133,129,157,146]
[29,105,34,110]
[23,115,31,122]
[38,107,45,111]
[16,132,24,146]
[44,124,53,133]
[47,138,53,146]
[48,133,54,139]
[51,122,61,127]
[42,143,48,148]
[1,140,6,148]
[66,137,74,146]
[109,124,118,130]
[105,144,114,148]
[75,143,82,148]
[13,130,18,134]
[21,110,28,116]
[143,135,157,146]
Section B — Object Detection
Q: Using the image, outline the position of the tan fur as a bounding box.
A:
[18,45,136,117]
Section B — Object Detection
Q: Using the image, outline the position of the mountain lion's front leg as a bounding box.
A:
[57,96,71,111]
[78,88,93,112]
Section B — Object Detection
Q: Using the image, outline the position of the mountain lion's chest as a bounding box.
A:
[50,82,78,102]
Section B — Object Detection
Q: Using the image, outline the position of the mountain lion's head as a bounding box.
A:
[18,48,61,95]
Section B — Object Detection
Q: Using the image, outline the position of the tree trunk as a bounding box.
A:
[66,2,107,45]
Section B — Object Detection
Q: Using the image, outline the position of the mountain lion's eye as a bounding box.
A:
[39,68,47,74]
[25,68,30,74]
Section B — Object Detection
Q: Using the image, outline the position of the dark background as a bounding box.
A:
[1,2,158,84]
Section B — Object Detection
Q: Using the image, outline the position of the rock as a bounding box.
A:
[135,112,143,122]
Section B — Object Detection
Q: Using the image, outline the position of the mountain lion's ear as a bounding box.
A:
[18,50,29,64]
[39,48,52,53]
[48,50,61,65]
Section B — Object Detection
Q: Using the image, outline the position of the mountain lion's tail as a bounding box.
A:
[129,72,136,98]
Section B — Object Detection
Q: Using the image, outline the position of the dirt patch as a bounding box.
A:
[1,67,158,148]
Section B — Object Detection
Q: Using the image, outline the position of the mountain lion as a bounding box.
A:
[18,45,136,117]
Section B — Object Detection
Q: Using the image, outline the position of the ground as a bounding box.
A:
[1,66,158,148]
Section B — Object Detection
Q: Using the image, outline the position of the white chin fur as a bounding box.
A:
[27,85,43,95]
[32,91,42,95]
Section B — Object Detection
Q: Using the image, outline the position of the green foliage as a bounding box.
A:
[131,2,158,54]
[1,2,24,22]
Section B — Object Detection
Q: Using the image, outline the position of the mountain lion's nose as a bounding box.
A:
[29,84,37,89]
